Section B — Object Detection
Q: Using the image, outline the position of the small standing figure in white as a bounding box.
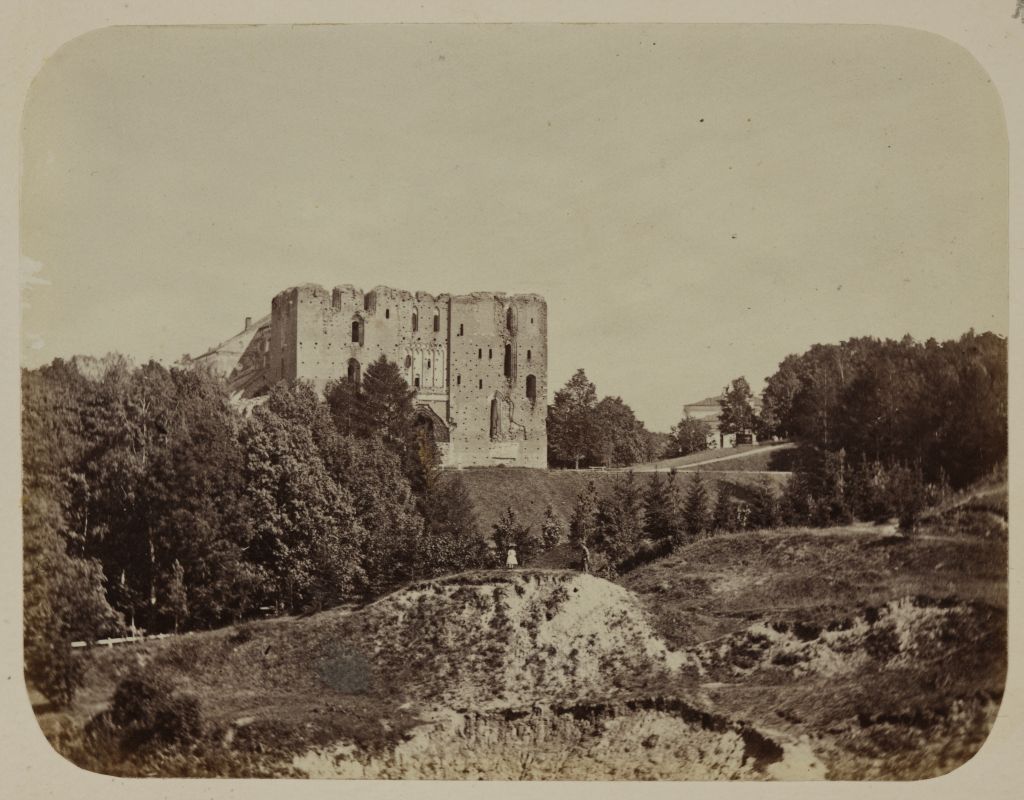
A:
[1015,0,1024,23]
[505,546,519,570]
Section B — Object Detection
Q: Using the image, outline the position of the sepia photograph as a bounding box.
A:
[15,17,1011,783]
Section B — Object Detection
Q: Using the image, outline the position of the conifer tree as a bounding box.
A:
[683,472,711,539]
[569,481,599,548]
[595,472,645,564]
[749,478,782,529]
[540,505,563,549]
[711,487,734,533]
[644,471,682,541]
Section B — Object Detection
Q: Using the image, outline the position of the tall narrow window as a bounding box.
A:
[478,348,482,359]
[385,308,390,319]
[479,379,483,389]
[456,375,461,386]
[404,355,412,368]
[504,343,512,378]
[415,376,420,388]
[488,348,493,359]
[506,306,514,332]
[351,320,361,344]
[526,374,537,403]
[459,323,464,336]
[490,398,499,439]
[527,349,532,362]
[347,359,361,384]
[433,311,440,332]
[427,359,431,369]
[412,310,419,332]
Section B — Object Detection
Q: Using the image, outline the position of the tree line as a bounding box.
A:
[22,354,491,704]
[546,368,764,467]
[555,471,779,576]
[761,330,1007,528]
[546,369,666,468]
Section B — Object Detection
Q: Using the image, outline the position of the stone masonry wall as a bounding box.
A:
[264,284,547,468]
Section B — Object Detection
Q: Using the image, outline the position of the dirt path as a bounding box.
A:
[628,443,795,473]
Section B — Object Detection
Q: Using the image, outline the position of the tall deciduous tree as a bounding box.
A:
[718,377,756,436]
[668,416,711,457]
[547,369,599,469]
[23,492,122,706]
[593,396,652,467]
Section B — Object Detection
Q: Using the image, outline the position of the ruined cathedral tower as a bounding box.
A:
[191,284,548,468]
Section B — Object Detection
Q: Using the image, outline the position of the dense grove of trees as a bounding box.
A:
[759,331,1007,528]
[546,369,663,468]
[22,354,489,703]
[568,471,778,576]
[759,331,1006,486]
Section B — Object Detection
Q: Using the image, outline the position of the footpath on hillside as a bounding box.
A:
[628,442,796,473]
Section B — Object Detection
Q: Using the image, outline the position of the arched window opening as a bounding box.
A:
[490,398,499,440]
[458,323,464,336]
[347,359,361,384]
[527,349,532,362]
[364,294,372,311]
[412,310,419,332]
[506,307,514,333]
[404,355,412,368]
[433,311,440,332]
[351,320,361,344]
[526,374,537,403]
[503,343,512,378]
[427,359,431,369]
[414,376,420,389]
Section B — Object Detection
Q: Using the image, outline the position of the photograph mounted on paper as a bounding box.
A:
[20,24,1008,779]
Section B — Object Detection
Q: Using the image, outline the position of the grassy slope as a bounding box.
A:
[621,526,1007,648]
[619,503,1008,779]
[42,476,1008,780]
[648,442,796,472]
[49,569,684,775]
[458,467,787,538]
[686,445,798,472]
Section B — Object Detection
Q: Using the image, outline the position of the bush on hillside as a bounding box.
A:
[95,670,204,753]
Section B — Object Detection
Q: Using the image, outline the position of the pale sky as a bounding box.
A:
[20,24,1007,431]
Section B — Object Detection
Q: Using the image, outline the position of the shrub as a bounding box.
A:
[107,671,204,752]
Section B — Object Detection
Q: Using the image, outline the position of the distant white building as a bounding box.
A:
[682,394,762,449]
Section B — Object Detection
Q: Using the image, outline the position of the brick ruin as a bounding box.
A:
[190,284,548,468]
